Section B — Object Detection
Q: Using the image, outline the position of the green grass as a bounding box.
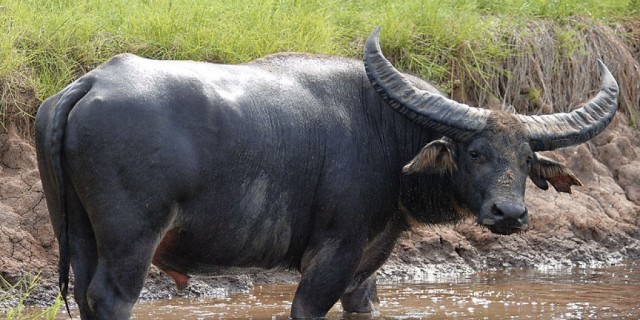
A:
[1,274,63,320]
[0,0,639,134]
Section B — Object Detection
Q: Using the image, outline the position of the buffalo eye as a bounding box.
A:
[526,155,533,166]
[469,150,480,160]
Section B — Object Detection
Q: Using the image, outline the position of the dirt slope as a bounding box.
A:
[0,133,57,282]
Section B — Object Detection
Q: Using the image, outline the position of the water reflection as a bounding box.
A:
[132,260,640,319]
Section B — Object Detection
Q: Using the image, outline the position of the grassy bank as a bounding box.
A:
[0,0,639,137]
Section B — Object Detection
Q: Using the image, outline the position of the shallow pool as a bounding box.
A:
[131,260,639,319]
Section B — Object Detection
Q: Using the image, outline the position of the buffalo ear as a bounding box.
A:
[529,154,582,193]
[403,139,456,174]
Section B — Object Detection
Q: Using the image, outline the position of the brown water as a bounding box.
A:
[130,260,640,319]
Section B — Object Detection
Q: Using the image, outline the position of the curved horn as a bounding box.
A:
[363,26,491,141]
[517,60,619,151]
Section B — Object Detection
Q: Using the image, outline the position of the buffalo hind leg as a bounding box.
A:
[84,201,176,319]
[66,185,98,319]
[340,274,379,315]
[85,234,159,319]
[70,243,98,319]
[291,238,363,318]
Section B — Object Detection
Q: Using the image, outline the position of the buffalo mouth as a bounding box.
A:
[483,219,529,235]
[478,200,529,235]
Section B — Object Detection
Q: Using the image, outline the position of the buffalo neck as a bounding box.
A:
[362,85,460,226]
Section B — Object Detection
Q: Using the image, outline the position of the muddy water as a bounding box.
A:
[132,260,640,319]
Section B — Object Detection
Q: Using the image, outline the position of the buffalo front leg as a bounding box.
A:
[340,274,379,314]
[291,238,364,318]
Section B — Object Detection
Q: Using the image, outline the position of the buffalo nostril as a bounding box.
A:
[493,201,527,220]
[491,204,504,217]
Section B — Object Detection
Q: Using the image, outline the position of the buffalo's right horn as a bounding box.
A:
[363,26,491,142]
[516,60,619,151]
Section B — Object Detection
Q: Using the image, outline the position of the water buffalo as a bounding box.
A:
[35,26,618,319]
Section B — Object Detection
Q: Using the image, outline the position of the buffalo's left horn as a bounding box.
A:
[364,26,491,142]
[516,60,619,151]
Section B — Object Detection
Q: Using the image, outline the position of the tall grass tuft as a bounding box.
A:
[1,274,62,320]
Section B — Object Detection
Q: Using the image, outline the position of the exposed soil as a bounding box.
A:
[0,112,639,308]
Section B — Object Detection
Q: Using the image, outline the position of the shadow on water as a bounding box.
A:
[129,260,639,319]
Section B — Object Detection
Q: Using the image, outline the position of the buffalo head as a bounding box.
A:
[364,27,619,235]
